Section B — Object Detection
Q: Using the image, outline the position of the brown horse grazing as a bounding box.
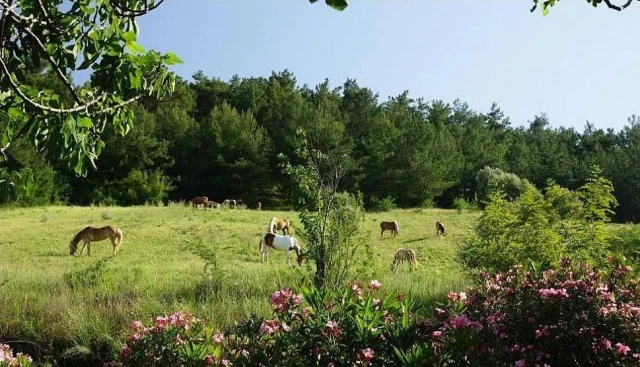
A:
[256,202,262,210]
[436,221,445,238]
[268,217,292,235]
[380,221,399,237]
[190,196,209,210]
[69,225,123,256]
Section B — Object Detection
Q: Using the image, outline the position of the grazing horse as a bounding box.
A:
[259,232,304,265]
[256,202,262,210]
[190,196,209,210]
[436,221,445,238]
[208,201,220,209]
[223,199,237,208]
[380,220,399,237]
[268,217,292,235]
[391,248,418,272]
[69,225,123,256]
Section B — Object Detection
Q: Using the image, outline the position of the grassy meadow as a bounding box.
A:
[0,205,479,357]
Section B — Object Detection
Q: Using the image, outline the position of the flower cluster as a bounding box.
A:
[418,258,640,366]
[270,288,302,313]
[0,344,33,367]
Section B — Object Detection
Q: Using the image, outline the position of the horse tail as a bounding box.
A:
[115,228,124,247]
[393,220,399,235]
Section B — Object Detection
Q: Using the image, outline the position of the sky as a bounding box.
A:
[108,0,639,132]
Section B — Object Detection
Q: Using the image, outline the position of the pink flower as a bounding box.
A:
[373,298,381,307]
[599,339,612,350]
[323,320,342,338]
[515,359,526,367]
[356,347,375,364]
[432,331,443,338]
[451,314,471,329]
[204,355,215,365]
[352,283,362,297]
[129,321,144,332]
[221,359,232,366]
[615,343,631,356]
[370,280,382,291]
[213,331,224,343]
[119,345,131,360]
[260,319,281,334]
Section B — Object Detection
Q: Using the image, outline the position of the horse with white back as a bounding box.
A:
[259,232,304,266]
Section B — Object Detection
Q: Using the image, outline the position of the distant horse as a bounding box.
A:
[223,199,237,209]
[259,232,304,265]
[436,221,445,238]
[69,225,123,256]
[190,196,209,210]
[256,202,262,210]
[208,201,220,209]
[391,248,418,272]
[268,217,291,235]
[380,220,399,237]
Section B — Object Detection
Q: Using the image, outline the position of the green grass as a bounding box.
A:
[0,205,479,358]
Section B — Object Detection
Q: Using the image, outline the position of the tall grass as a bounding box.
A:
[0,206,477,361]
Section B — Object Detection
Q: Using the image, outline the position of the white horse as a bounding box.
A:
[259,232,304,265]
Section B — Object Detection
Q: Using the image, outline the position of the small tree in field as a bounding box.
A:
[280,129,365,290]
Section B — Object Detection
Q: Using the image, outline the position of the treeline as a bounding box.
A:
[2,69,640,222]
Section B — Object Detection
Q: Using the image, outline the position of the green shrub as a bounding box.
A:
[461,166,618,272]
[475,166,531,209]
[369,196,398,212]
[452,196,476,213]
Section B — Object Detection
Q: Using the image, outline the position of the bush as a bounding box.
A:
[461,167,618,272]
[452,197,476,213]
[416,258,640,366]
[369,196,398,212]
[475,166,531,209]
[115,281,418,366]
[113,259,640,366]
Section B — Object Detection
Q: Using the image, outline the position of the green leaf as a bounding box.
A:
[325,0,349,10]
[126,41,146,54]
[122,31,137,42]
[163,52,183,65]
[7,107,22,120]
[77,117,93,128]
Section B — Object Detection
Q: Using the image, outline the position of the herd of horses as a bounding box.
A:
[67,207,447,272]
[174,196,262,210]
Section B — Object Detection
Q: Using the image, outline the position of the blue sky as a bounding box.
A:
[126,0,638,131]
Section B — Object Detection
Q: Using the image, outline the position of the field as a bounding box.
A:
[0,205,478,357]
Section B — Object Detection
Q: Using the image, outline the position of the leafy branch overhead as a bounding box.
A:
[0,0,181,175]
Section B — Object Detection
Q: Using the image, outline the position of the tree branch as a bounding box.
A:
[8,12,83,106]
[111,0,165,17]
[0,54,145,116]
[602,0,635,11]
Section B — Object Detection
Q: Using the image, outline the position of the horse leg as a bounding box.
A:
[87,242,91,256]
[111,238,117,255]
[286,249,290,265]
[80,241,88,256]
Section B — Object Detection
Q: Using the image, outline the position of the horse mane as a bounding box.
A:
[70,226,89,245]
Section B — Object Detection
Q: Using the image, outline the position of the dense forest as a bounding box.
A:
[2,68,640,222]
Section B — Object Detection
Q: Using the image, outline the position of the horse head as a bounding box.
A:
[69,241,77,256]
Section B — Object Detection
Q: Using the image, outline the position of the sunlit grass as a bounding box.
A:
[0,205,480,356]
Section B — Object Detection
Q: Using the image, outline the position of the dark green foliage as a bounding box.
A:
[4,68,640,222]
